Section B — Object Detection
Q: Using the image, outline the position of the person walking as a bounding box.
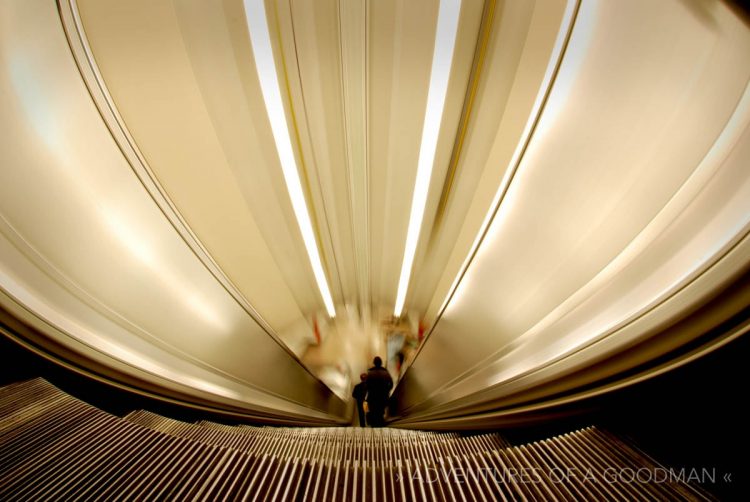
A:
[365,357,392,427]
[351,373,367,427]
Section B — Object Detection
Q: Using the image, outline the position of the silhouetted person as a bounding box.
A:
[366,356,393,427]
[352,373,367,427]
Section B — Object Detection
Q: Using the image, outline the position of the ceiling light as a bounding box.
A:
[394,0,462,317]
[243,0,336,317]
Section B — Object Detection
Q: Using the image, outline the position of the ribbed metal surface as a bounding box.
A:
[0,378,715,500]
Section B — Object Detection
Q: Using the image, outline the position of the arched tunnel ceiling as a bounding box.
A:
[0,0,749,426]
[70,0,555,329]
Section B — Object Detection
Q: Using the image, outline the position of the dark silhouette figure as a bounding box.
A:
[351,373,367,427]
[365,356,393,427]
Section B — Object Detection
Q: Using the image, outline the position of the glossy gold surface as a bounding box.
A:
[0,0,748,424]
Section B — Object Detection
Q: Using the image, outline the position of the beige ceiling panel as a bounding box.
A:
[171,0,328,317]
[420,0,572,325]
[274,0,359,307]
[400,0,750,409]
[0,0,345,419]
[410,0,538,314]
[368,0,440,309]
[403,0,486,317]
[336,0,373,311]
[75,0,316,328]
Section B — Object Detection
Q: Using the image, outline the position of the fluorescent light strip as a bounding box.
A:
[394,0,463,317]
[243,0,336,317]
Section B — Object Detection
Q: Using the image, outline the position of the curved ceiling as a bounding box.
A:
[0,0,749,426]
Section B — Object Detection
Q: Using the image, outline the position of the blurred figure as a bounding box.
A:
[365,356,393,427]
[351,373,367,427]
[395,349,405,374]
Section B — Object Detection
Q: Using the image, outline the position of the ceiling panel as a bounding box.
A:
[411,0,569,321]
[276,0,359,308]
[76,0,322,331]
[394,0,750,417]
[0,0,346,420]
